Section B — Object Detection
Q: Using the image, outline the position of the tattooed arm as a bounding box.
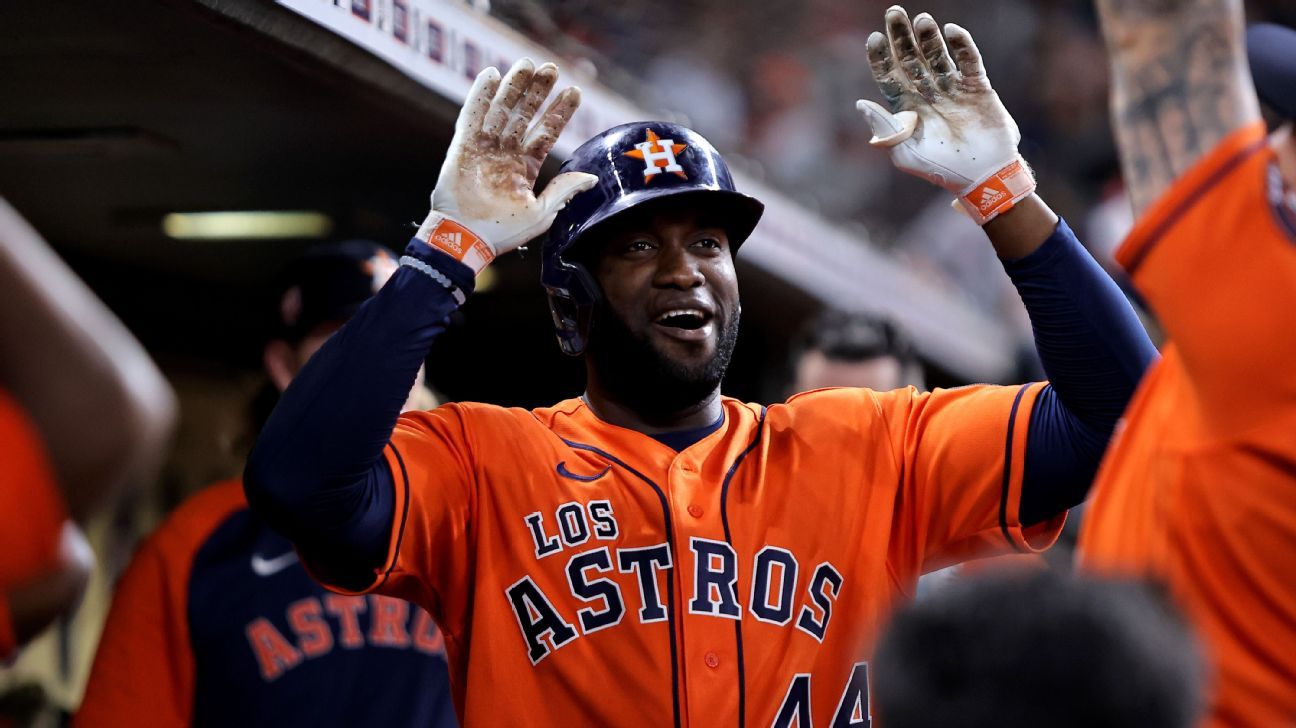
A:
[1095,0,1262,215]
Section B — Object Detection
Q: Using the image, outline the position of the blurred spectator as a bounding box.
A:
[76,242,453,727]
[0,198,175,663]
[790,310,924,395]
[873,572,1205,728]
[748,52,834,194]
[645,52,746,149]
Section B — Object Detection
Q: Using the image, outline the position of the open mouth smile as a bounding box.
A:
[652,308,714,341]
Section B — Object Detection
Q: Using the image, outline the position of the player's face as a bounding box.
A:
[584,204,740,410]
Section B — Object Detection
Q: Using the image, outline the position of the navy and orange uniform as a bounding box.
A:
[245,119,1154,727]
[328,386,1065,725]
[1079,123,1296,728]
[76,479,456,727]
[0,388,66,659]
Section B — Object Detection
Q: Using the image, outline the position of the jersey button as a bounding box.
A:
[704,652,720,669]
[688,504,703,518]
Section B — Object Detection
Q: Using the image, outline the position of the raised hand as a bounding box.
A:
[418,59,598,272]
[857,6,1035,225]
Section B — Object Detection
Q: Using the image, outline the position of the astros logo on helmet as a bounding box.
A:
[624,129,689,181]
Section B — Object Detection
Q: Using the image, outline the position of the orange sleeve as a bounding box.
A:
[76,482,244,728]
[320,404,476,638]
[875,383,1064,573]
[75,538,193,728]
[1116,122,1296,430]
[0,388,66,588]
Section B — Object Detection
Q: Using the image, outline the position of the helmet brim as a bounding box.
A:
[562,187,765,258]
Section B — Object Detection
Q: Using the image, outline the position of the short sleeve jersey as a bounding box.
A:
[76,480,456,728]
[0,388,66,659]
[1079,123,1296,728]
[349,383,1063,726]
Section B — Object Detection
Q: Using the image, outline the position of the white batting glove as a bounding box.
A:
[417,59,598,272]
[856,7,1035,225]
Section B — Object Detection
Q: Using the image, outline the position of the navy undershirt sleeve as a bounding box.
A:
[244,237,473,590]
[1001,218,1158,526]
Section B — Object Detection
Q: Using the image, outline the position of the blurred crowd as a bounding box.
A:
[496,0,1296,332]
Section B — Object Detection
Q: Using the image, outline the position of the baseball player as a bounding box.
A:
[245,8,1155,725]
[1078,3,1296,725]
[0,388,83,662]
[0,198,174,661]
[75,242,455,727]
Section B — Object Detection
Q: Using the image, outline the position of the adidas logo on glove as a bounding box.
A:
[978,186,1007,212]
[959,159,1035,223]
[432,230,464,254]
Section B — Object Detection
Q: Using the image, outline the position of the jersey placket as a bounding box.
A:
[668,446,740,727]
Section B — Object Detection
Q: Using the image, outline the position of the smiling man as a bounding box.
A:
[245,9,1155,725]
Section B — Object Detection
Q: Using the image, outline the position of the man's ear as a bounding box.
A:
[1274,122,1296,189]
[263,340,297,393]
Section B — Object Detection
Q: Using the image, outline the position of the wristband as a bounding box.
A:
[423,214,495,273]
[399,255,466,305]
[957,156,1037,225]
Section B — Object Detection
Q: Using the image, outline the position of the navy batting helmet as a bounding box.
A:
[541,121,764,356]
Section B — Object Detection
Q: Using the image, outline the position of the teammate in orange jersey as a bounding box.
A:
[77,243,454,727]
[0,198,175,660]
[1079,4,1296,725]
[245,9,1156,726]
[0,389,86,661]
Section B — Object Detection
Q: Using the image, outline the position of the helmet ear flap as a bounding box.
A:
[545,259,601,356]
[547,291,588,356]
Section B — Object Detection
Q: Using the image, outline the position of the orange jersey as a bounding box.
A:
[0,388,66,658]
[78,480,455,727]
[332,385,1065,725]
[1079,123,1296,728]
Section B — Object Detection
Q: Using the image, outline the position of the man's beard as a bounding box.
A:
[585,303,740,422]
